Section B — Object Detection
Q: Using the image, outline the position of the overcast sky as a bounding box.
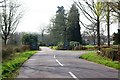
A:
[16,0,118,35]
[17,0,73,33]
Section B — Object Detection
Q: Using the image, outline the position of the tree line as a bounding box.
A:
[47,4,82,49]
[45,0,120,49]
[74,0,120,49]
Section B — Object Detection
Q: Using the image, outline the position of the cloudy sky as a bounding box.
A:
[17,0,73,33]
[16,0,118,35]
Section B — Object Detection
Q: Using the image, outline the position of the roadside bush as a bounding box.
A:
[2,45,31,60]
[84,45,96,50]
[2,46,14,59]
[20,45,30,52]
[73,46,87,50]
[14,47,21,52]
[57,42,64,50]
[100,47,120,62]
[70,41,80,49]
[13,45,30,52]
[53,46,59,50]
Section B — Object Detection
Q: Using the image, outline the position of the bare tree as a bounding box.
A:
[0,0,23,45]
[86,24,97,45]
[74,0,105,49]
[109,1,120,26]
[41,27,45,43]
[110,1,120,45]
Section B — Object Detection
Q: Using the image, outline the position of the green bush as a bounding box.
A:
[56,42,64,50]
[22,33,38,50]
[53,46,59,50]
[70,41,80,49]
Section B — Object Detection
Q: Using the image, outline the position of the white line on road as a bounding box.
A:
[54,55,56,59]
[69,72,79,80]
[56,59,63,66]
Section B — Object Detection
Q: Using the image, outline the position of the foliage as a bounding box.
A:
[2,51,37,78]
[67,4,82,43]
[48,5,83,45]
[49,6,66,44]
[57,42,64,50]
[113,30,120,45]
[2,46,14,59]
[80,52,120,70]
[2,45,30,60]
[7,32,22,45]
[50,46,59,50]
[74,0,105,48]
[100,47,120,62]
[22,33,39,50]
[69,41,80,49]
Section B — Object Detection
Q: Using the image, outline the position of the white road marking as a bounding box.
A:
[69,72,79,80]
[56,59,63,66]
[54,55,56,59]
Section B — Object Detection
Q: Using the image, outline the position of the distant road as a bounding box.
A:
[17,47,118,79]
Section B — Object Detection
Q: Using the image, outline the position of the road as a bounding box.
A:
[17,47,119,80]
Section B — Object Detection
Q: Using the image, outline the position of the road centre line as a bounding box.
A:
[69,72,79,80]
[54,55,56,59]
[54,55,78,80]
[56,59,63,66]
[54,55,63,66]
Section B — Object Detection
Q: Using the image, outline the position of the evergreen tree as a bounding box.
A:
[50,6,66,44]
[67,4,82,44]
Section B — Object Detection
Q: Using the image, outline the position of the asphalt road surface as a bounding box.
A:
[17,47,119,80]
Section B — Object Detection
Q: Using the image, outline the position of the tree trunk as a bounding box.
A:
[118,13,120,44]
[97,16,100,50]
[107,3,110,47]
[93,31,96,45]
[4,38,7,46]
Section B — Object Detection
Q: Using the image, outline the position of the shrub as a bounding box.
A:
[2,45,31,60]
[57,42,64,50]
[70,41,80,49]
[84,45,96,50]
[53,46,59,50]
[2,46,14,59]
[14,47,21,52]
[73,46,87,50]
[20,45,30,52]
[22,33,38,50]
[100,47,119,62]
[69,41,81,50]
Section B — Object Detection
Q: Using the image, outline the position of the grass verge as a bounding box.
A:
[80,52,120,70]
[2,50,37,79]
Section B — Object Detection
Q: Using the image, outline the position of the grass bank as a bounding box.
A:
[2,50,37,79]
[80,52,120,70]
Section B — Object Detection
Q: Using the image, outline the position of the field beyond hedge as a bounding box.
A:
[80,52,120,70]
